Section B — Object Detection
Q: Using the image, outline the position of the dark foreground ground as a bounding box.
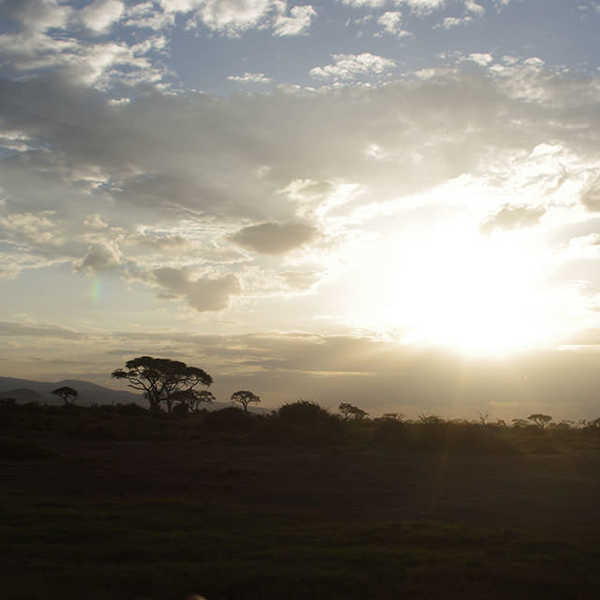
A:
[2,406,600,599]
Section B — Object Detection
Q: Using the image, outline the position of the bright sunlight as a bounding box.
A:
[343,220,580,356]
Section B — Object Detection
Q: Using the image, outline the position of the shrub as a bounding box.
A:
[278,400,334,426]
[205,407,253,431]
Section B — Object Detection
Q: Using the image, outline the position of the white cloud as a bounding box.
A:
[465,0,485,15]
[310,53,396,80]
[273,4,316,36]
[179,0,277,35]
[393,0,446,16]
[437,15,472,28]
[124,1,175,30]
[159,0,315,37]
[340,0,386,7]
[80,0,124,34]
[377,11,411,37]
[467,52,494,66]
[0,1,168,90]
[228,72,273,83]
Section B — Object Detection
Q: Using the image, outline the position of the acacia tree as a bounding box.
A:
[52,386,78,406]
[111,356,212,413]
[231,390,260,413]
[339,402,368,420]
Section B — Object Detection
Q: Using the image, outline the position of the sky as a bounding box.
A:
[2,0,600,419]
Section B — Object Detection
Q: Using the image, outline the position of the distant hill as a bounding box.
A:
[0,377,144,406]
[0,376,271,413]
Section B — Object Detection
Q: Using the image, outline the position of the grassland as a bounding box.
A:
[2,403,600,599]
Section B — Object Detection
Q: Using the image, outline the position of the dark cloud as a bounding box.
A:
[153,267,241,311]
[230,222,318,254]
[78,242,121,272]
[481,204,546,233]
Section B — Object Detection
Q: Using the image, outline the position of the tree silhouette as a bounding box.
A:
[339,402,368,420]
[111,356,212,413]
[52,386,78,406]
[528,413,552,429]
[171,389,215,413]
[231,390,260,412]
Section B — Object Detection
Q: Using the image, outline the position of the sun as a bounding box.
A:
[341,219,576,356]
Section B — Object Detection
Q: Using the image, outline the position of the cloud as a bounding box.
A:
[0,14,167,89]
[581,176,600,211]
[130,232,192,252]
[78,241,122,272]
[377,11,411,37]
[0,0,72,33]
[124,1,175,30]
[310,53,396,80]
[83,214,109,230]
[228,72,273,83]
[152,267,241,311]
[467,53,493,66]
[281,270,320,289]
[394,0,446,16]
[0,320,82,339]
[465,0,485,15]
[3,61,600,319]
[230,222,319,254]
[437,15,472,28]
[80,0,124,33]
[272,4,316,36]
[340,0,386,7]
[481,205,546,233]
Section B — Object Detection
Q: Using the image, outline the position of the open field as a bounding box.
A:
[2,405,600,599]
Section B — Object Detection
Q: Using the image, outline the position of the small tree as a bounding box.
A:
[339,402,368,420]
[231,390,260,413]
[528,414,552,429]
[111,356,212,413]
[52,386,78,406]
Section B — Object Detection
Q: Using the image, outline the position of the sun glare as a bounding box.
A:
[344,220,576,357]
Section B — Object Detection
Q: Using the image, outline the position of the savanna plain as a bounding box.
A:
[3,401,600,600]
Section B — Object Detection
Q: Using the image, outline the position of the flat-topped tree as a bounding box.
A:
[111,356,212,413]
[52,386,78,406]
[231,390,260,413]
